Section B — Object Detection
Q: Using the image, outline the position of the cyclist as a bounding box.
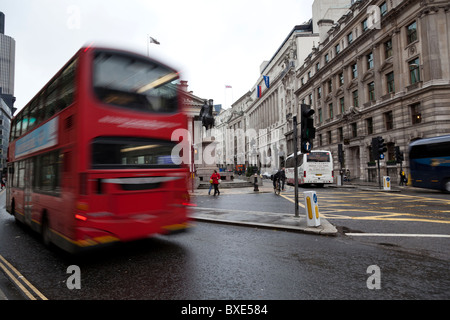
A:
[272,167,286,192]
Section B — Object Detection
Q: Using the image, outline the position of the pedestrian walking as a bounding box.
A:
[1,177,5,190]
[210,170,221,196]
[399,170,406,186]
[208,179,213,195]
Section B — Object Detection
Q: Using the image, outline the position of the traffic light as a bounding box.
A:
[395,146,404,163]
[377,137,387,159]
[376,136,387,159]
[371,136,387,160]
[338,143,344,164]
[371,137,379,160]
[300,104,315,153]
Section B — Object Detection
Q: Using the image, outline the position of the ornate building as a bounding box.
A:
[294,0,450,182]
[217,0,450,183]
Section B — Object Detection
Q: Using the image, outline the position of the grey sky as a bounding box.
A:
[2,0,314,112]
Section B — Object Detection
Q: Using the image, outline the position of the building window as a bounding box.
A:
[327,131,332,144]
[407,21,417,44]
[329,103,333,119]
[368,82,375,101]
[347,32,353,45]
[318,108,323,123]
[367,52,373,69]
[308,93,313,105]
[384,39,392,59]
[308,71,312,80]
[317,86,322,99]
[335,43,340,55]
[328,79,333,93]
[316,62,320,71]
[385,111,393,130]
[352,90,359,108]
[366,117,373,135]
[301,77,304,86]
[386,72,395,93]
[351,63,358,79]
[339,97,345,114]
[325,53,329,64]
[380,2,387,16]
[338,127,343,142]
[339,72,344,86]
[410,103,421,124]
[362,19,368,32]
[351,122,357,138]
[409,58,421,84]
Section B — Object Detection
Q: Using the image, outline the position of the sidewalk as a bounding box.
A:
[190,180,338,236]
[189,178,410,236]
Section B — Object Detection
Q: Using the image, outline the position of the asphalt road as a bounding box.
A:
[0,188,449,301]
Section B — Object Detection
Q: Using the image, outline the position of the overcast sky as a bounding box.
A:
[2,0,315,112]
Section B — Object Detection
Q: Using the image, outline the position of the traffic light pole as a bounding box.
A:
[293,116,299,218]
[377,159,381,189]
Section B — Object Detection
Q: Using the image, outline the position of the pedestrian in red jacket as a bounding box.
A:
[210,170,221,196]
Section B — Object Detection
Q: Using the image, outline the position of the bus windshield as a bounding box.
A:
[91,137,180,169]
[93,51,179,113]
[307,152,330,162]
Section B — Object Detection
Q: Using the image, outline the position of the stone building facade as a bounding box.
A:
[215,0,450,182]
[294,0,450,182]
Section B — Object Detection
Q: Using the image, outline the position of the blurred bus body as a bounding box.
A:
[285,150,334,187]
[409,135,450,193]
[6,46,191,253]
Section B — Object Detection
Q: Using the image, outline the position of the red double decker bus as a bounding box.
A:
[6,46,191,253]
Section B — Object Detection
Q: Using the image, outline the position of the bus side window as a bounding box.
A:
[21,107,30,135]
[28,98,40,131]
[44,80,59,120]
[14,115,23,139]
[58,59,76,111]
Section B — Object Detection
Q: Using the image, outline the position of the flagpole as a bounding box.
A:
[224,86,227,109]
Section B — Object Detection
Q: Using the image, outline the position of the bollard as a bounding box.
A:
[383,176,391,190]
[253,174,259,192]
[303,191,320,227]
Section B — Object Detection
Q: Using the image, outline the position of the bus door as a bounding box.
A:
[23,159,33,226]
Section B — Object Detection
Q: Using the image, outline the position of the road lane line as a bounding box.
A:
[346,233,450,238]
[0,258,35,300]
[280,194,305,208]
[0,254,48,300]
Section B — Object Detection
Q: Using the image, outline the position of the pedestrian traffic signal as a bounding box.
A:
[300,104,315,153]
[395,146,404,163]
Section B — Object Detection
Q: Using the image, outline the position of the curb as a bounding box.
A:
[190,208,338,236]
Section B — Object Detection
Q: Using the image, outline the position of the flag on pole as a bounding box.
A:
[225,85,232,88]
[257,85,262,98]
[149,36,160,45]
[263,75,270,89]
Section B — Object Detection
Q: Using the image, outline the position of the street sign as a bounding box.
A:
[383,176,391,190]
[303,141,312,152]
[304,191,320,227]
